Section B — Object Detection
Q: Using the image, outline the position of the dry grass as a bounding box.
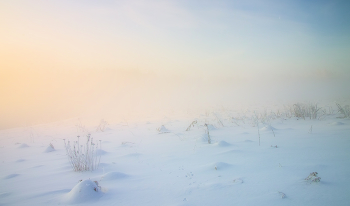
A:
[336,103,350,118]
[64,134,101,172]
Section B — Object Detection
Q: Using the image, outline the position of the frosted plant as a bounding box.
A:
[204,123,211,144]
[233,178,243,184]
[293,103,321,120]
[186,120,197,131]
[305,172,321,182]
[278,191,286,199]
[49,143,55,149]
[75,119,89,135]
[308,125,313,134]
[93,181,101,192]
[96,119,108,132]
[214,113,224,127]
[336,103,350,118]
[63,134,101,172]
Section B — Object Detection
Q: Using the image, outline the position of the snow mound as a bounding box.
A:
[18,143,29,148]
[201,182,232,190]
[4,173,20,179]
[63,180,102,204]
[213,162,232,170]
[157,125,170,133]
[216,141,231,147]
[44,145,55,153]
[96,149,107,156]
[99,163,110,168]
[330,122,344,125]
[233,178,243,184]
[122,152,142,158]
[198,134,211,143]
[218,149,242,155]
[260,125,277,131]
[101,172,128,181]
[0,192,11,198]
[121,142,135,147]
[16,159,26,162]
[278,191,286,199]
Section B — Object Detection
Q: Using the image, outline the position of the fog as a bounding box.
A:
[1,1,350,130]
[1,68,349,130]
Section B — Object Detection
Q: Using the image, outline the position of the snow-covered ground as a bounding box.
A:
[1,106,350,206]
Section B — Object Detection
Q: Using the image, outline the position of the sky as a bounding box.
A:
[1,0,350,129]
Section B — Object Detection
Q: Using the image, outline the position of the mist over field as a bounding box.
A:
[1,0,350,129]
[1,68,349,130]
[2,2,350,206]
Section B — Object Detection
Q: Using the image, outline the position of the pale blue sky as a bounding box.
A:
[1,0,349,79]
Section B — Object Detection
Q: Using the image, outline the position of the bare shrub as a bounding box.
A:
[64,134,101,172]
[293,103,321,119]
[336,103,350,118]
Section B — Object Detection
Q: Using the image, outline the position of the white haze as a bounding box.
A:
[1,68,349,130]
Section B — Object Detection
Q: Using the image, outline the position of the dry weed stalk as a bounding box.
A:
[204,123,211,144]
[186,120,197,131]
[64,134,101,172]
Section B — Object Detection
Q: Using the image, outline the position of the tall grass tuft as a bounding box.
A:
[204,123,211,144]
[63,134,101,172]
[292,103,321,120]
[336,103,350,118]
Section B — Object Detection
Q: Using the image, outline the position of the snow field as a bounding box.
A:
[0,108,350,205]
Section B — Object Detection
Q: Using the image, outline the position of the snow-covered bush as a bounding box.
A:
[44,143,55,153]
[63,179,102,204]
[63,134,101,172]
[157,125,170,133]
[305,172,321,182]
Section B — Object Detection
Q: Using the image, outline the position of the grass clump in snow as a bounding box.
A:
[63,134,101,172]
[204,123,211,144]
[305,172,321,182]
[293,103,321,120]
[336,103,350,118]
